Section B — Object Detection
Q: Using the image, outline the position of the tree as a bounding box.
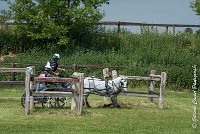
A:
[0,0,109,48]
[190,0,200,16]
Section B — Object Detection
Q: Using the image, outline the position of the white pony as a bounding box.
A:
[82,76,127,107]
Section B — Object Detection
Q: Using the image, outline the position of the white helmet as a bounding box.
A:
[53,53,60,59]
[45,62,52,69]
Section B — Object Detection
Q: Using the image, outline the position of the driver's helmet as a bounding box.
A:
[52,53,60,60]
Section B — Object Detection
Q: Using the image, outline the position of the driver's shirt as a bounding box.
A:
[48,60,58,72]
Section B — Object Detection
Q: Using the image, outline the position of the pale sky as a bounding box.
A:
[1,0,200,32]
[101,0,200,24]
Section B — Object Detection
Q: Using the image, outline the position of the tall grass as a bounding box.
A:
[1,28,200,89]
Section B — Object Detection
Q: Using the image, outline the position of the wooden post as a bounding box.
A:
[118,21,121,33]
[12,62,16,81]
[173,25,176,35]
[30,96,34,113]
[29,66,35,113]
[149,70,156,102]
[71,93,78,110]
[112,70,118,79]
[103,68,109,78]
[77,73,84,116]
[30,66,35,88]
[166,26,169,33]
[71,72,79,110]
[103,68,110,104]
[71,71,80,110]
[159,72,167,109]
[72,64,77,72]
[25,67,32,115]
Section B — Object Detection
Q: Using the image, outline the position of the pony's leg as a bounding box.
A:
[84,95,91,108]
[110,95,120,108]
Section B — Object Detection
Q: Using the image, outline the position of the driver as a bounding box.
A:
[45,53,69,88]
[46,53,65,77]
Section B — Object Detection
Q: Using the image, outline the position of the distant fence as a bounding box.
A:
[97,21,200,34]
[0,62,125,83]
[1,21,200,34]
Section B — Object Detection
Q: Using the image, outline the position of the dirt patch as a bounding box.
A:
[0,52,16,61]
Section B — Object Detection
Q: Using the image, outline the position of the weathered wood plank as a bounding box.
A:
[25,70,31,115]
[120,92,159,98]
[159,72,167,109]
[33,91,74,97]
[0,81,25,85]
[149,74,161,78]
[34,77,79,83]
[77,73,84,116]
[0,68,26,72]
[149,70,156,102]
[30,96,34,113]
[126,76,160,81]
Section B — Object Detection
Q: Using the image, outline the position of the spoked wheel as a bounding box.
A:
[42,97,69,108]
[21,92,43,108]
[21,92,26,108]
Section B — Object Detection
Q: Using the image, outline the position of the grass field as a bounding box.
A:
[0,86,199,134]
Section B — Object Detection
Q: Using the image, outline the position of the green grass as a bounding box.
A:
[0,86,199,134]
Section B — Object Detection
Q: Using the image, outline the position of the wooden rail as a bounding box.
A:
[34,77,79,83]
[0,62,125,84]
[0,67,27,85]
[97,21,200,28]
[0,68,26,72]
[33,91,74,97]
[126,76,161,81]
[0,81,25,85]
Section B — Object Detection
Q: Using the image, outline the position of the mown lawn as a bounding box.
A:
[0,86,199,134]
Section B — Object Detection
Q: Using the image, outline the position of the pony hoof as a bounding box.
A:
[103,104,112,108]
[86,105,91,108]
[111,105,121,108]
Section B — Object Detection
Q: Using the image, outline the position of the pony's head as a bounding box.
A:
[119,75,128,91]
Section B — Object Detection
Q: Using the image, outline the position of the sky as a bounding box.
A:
[100,0,200,32]
[0,0,199,32]
[100,0,199,24]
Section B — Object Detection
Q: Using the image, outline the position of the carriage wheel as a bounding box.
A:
[42,96,56,108]
[21,92,26,108]
[42,97,68,108]
[21,92,42,108]
[58,97,71,108]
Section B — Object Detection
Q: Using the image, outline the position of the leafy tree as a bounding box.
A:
[190,0,200,16]
[0,0,109,49]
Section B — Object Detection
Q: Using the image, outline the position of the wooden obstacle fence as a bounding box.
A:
[24,67,84,115]
[0,67,35,85]
[122,70,167,109]
[0,67,84,115]
[102,68,167,109]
